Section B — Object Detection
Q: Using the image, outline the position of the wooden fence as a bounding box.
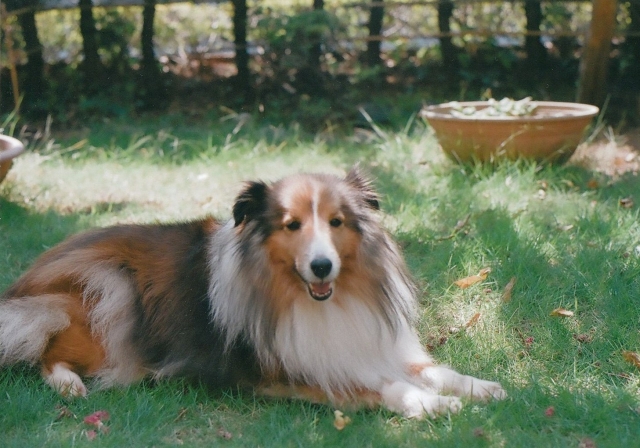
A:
[0,0,633,108]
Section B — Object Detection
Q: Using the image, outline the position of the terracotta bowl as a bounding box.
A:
[0,134,25,184]
[420,101,600,163]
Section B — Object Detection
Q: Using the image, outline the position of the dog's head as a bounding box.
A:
[232,167,379,302]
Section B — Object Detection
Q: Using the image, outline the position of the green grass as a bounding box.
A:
[2,117,640,447]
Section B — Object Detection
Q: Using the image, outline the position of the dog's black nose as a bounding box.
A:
[310,258,332,279]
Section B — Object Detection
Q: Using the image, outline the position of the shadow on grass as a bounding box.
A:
[0,197,85,290]
[364,161,640,440]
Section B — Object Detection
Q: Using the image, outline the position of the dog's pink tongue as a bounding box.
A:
[311,282,331,295]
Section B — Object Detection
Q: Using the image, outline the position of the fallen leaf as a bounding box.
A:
[454,267,491,289]
[550,308,574,318]
[217,428,233,440]
[586,178,599,189]
[578,437,597,448]
[333,410,352,430]
[502,277,516,302]
[620,197,634,208]
[573,333,593,343]
[83,410,110,434]
[622,351,640,370]
[465,312,481,328]
[85,430,98,441]
[83,410,110,426]
[524,336,534,347]
[544,406,555,417]
[472,427,485,438]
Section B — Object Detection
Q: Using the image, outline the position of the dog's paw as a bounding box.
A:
[381,381,463,419]
[469,378,507,401]
[418,394,463,419]
[416,366,506,402]
[44,363,88,398]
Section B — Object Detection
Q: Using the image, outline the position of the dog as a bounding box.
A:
[0,167,505,418]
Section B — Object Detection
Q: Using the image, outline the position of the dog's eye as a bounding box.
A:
[329,218,343,228]
[286,221,301,231]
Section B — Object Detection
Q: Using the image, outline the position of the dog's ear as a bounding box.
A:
[345,166,380,210]
[233,181,269,226]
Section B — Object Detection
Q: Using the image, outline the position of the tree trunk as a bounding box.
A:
[17,8,47,112]
[437,0,457,71]
[78,0,103,93]
[524,0,546,70]
[366,0,384,66]
[621,0,640,81]
[232,0,251,97]
[138,0,163,109]
[309,0,324,72]
[577,0,617,106]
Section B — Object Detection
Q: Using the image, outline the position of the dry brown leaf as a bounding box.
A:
[465,312,481,328]
[333,410,352,430]
[550,308,574,317]
[217,428,233,440]
[578,438,597,448]
[620,197,634,208]
[573,333,593,343]
[622,351,640,370]
[502,277,516,302]
[586,178,599,189]
[454,267,491,289]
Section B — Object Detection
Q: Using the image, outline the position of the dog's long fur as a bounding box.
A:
[0,168,504,418]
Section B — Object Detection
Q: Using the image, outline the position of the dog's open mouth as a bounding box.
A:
[308,282,333,301]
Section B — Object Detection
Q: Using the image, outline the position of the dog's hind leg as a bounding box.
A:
[39,296,106,397]
[0,293,105,397]
[44,362,88,397]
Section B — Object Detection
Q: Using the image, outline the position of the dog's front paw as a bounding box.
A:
[469,378,507,401]
[418,394,463,419]
[381,381,463,419]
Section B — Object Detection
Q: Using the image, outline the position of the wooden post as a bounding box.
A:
[366,0,384,66]
[577,0,617,106]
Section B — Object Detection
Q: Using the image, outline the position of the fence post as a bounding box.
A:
[577,0,617,106]
[366,0,384,66]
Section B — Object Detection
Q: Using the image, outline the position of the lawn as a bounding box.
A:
[1,114,640,447]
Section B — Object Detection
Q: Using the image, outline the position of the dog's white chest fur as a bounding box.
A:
[273,297,417,393]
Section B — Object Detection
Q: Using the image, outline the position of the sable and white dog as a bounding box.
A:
[0,168,505,418]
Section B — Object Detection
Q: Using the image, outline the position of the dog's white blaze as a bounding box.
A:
[297,184,341,284]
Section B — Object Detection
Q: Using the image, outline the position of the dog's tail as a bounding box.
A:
[0,295,70,365]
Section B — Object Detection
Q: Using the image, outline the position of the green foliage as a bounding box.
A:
[253,7,345,92]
